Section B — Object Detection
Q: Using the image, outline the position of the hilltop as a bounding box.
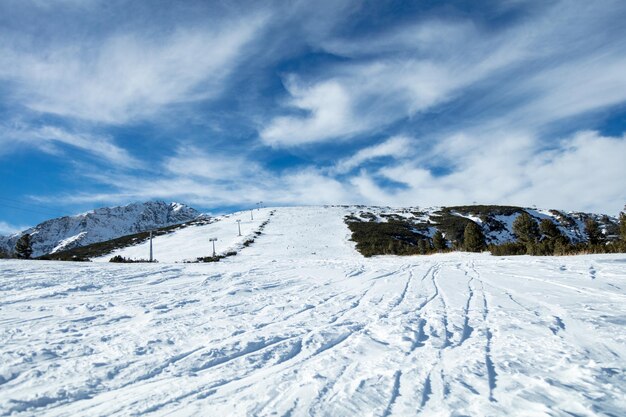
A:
[10,204,621,262]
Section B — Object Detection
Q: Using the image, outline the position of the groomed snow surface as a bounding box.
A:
[93,209,274,263]
[1,207,625,416]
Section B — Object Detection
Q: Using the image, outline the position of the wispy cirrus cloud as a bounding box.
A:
[0,13,266,124]
[162,145,267,182]
[38,143,353,208]
[258,58,473,147]
[49,167,352,208]
[260,0,626,147]
[258,17,523,146]
[36,127,626,215]
[0,123,139,168]
[332,135,413,174]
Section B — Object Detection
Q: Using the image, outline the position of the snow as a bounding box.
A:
[451,210,483,225]
[92,209,273,263]
[490,214,520,244]
[51,232,87,254]
[1,206,625,416]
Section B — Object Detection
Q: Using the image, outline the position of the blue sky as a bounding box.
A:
[1,0,626,233]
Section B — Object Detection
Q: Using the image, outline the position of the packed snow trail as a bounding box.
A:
[1,207,625,416]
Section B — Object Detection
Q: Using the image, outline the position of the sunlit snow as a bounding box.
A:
[1,207,625,416]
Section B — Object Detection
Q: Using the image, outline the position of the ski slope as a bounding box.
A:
[93,208,273,263]
[1,207,625,416]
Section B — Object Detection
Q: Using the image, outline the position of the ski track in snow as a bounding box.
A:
[1,207,625,416]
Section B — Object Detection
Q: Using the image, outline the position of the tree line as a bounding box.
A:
[388,210,626,256]
[488,212,626,256]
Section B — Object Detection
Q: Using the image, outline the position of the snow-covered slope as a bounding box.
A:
[1,203,618,260]
[1,206,625,416]
[0,201,200,257]
[93,208,273,263]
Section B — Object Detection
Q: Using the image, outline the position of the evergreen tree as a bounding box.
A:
[15,234,33,259]
[463,222,485,252]
[538,218,570,255]
[585,218,603,245]
[512,212,540,245]
[620,211,626,242]
[386,239,398,255]
[417,239,428,254]
[432,230,447,251]
[539,219,561,240]
[553,239,570,256]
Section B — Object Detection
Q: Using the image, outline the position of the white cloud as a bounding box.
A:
[518,131,626,212]
[0,17,266,124]
[0,221,28,236]
[333,135,413,174]
[276,170,349,204]
[30,128,626,215]
[258,26,524,146]
[0,124,139,167]
[163,146,265,182]
[7,0,626,216]
[41,145,354,207]
[506,54,626,129]
[364,130,626,214]
[260,0,626,147]
[260,79,367,147]
[51,172,351,208]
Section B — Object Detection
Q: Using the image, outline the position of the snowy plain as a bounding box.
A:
[1,207,625,416]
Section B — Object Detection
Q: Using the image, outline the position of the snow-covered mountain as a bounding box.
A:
[0,201,201,257]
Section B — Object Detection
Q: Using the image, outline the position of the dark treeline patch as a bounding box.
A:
[444,205,524,237]
[488,242,527,256]
[413,206,523,249]
[346,219,432,257]
[347,205,626,258]
[109,255,155,263]
[195,251,237,263]
[443,205,524,219]
[490,240,626,256]
[429,213,473,248]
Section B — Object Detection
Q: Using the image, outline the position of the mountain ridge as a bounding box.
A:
[0,201,202,257]
[1,203,621,259]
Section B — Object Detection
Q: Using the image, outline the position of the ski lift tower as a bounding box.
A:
[209,237,218,257]
[149,231,153,262]
[236,219,242,236]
